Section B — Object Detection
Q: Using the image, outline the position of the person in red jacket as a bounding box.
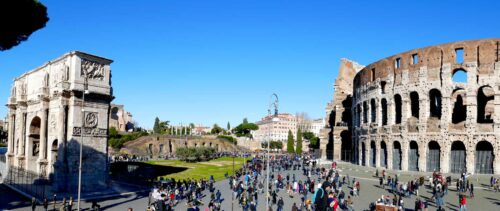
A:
[459,195,467,211]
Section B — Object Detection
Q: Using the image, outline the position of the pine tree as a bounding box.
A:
[287,130,295,153]
[227,122,231,131]
[153,117,160,134]
[243,118,248,124]
[296,127,303,154]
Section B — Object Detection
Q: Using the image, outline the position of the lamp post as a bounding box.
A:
[77,71,89,211]
[266,93,279,211]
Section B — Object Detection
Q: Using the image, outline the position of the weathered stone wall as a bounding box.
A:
[352,39,500,174]
[119,135,241,157]
[320,59,363,161]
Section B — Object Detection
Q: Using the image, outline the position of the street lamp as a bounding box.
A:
[77,71,89,211]
[266,93,278,211]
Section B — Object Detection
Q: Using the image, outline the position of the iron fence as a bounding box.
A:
[3,166,51,200]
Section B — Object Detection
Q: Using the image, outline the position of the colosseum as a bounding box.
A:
[321,39,500,174]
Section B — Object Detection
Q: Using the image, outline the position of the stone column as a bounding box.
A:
[387,101,394,126]
[440,142,450,173]
[357,139,363,165]
[7,112,16,166]
[387,141,393,170]
[401,141,409,171]
[364,141,370,167]
[419,141,427,172]
[18,111,26,168]
[441,96,451,129]
[466,139,475,174]
[7,113,15,154]
[375,139,381,168]
[39,109,47,161]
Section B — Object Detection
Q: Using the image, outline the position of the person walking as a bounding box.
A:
[314,182,330,211]
[52,194,57,211]
[68,197,73,211]
[31,197,37,211]
[469,183,474,198]
[43,198,49,211]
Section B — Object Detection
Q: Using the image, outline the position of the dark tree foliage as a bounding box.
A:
[0,0,49,51]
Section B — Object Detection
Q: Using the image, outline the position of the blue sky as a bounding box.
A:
[1,0,499,129]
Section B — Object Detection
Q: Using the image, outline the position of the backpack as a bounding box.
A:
[312,188,324,204]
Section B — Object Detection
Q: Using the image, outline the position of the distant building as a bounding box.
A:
[109,104,134,132]
[192,124,211,135]
[252,113,297,150]
[298,118,325,138]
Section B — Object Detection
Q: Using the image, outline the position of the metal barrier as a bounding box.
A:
[3,166,51,200]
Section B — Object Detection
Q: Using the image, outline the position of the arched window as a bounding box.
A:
[394,94,402,124]
[477,86,494,123]
[452,69,467,83]
[410,92,419,119]
[429,89,442,119]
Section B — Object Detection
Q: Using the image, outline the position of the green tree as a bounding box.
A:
[211,124,223,134]
[233,122,258,137]
[302,131,315,140]
[181,127,186,135]
[227,122,231,131]
[0,0,49,51]
[109,126,118,138]
[153,117,161,134]
[309,137,320,149]
[243,118,248,124]
[287,130,295,153]
[159,121,170,134]
[296,128,303,154]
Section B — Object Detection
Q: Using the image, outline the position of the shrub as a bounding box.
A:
[176,147,217,162]
[217,135,237,145]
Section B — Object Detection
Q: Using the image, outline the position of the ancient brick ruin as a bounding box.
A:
[322,39,500,174]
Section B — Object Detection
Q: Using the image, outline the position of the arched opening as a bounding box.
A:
[452,69,467,83]
[381,99,388,125]
[380,141,387,168]
[51,139,58,164]
[148,144,153,155]
[450,141,466,173]
[168,140,173,153]
[326,137,333,160]
[410,92,419,119]
[111,107,119,120]
[477,86,494,123]
[356,104,362,127]
[363,101,368,124]
[452,89,467,124]
[361,142,366,166]
[393,141,402,170]
[429,89,442,119]
[340,131,352,162]
[29,116,41,157]
[475,141,494,174]
[209,142,212,147]
[394,94,402,124]
[370,141,376,167]
[370,99,376,123]
[427,141,441,172]
[408,141,419,171]
[159,144,164,155]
